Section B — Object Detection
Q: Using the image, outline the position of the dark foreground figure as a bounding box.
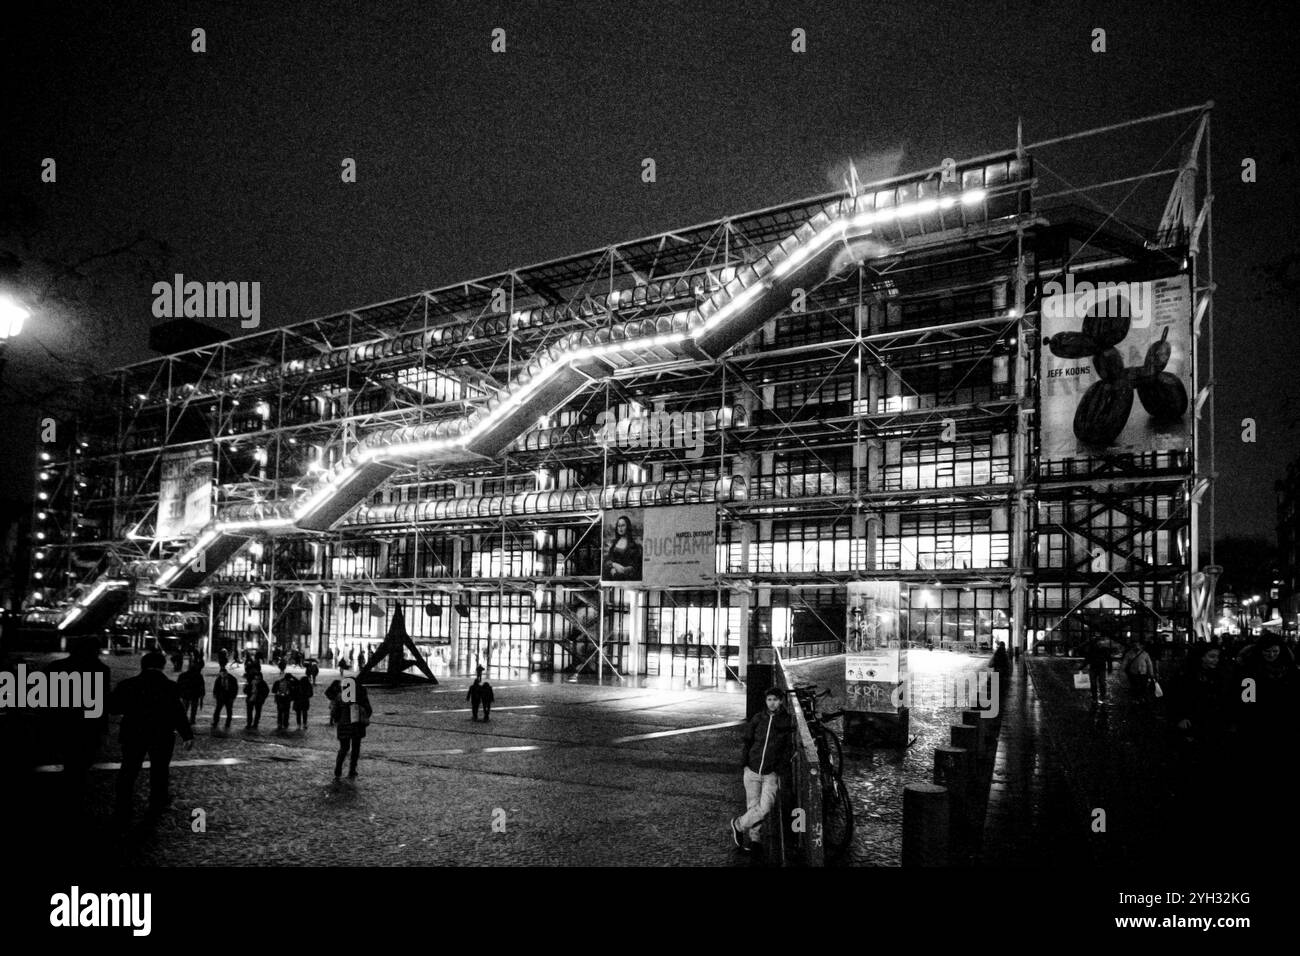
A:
[109,651,194,821]
[329,679,372,778]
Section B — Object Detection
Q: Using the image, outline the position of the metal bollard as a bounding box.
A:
[902,783,950,867]
[952,722,980,757]
[934,745,974,799]
[934,745,974,823]
[964,709,996,754]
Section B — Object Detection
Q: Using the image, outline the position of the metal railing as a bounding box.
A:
[781,640,844,661]
[770,649,825,867]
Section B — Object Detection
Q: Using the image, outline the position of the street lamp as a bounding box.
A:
[0,293,32,385]
[0,293,30,339]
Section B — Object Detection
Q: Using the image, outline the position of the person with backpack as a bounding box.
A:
[1121,639,1156,702]
[244,671,269,730]
[324,678,341,726]
[177,657,206,725]
[292,673,313,730]
[330,677,373,779]
[212,663,239,733]
[272,671,297,731]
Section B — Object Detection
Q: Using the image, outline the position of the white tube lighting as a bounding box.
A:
[229,186,999,534]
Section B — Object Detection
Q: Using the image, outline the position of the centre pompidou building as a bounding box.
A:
[31,104,1216,688]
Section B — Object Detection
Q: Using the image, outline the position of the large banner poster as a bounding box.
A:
[601,504,716,587]
[157,449,215,541]
[845,581,907,713]
[1040,274,1192,459]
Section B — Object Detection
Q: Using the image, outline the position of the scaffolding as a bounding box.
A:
[30,104,1215,683]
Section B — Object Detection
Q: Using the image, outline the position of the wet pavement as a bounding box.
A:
[979,659,1091,865]
[785,650,992,866]
[2,647,1243,867]
[5,652,754,867]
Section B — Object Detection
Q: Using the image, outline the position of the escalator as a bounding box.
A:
[60,184,998,630]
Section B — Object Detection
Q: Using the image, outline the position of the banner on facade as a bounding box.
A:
[845,581,907,713]
[157,449,215,541]
[1040,274,1193,460]
[600,504,716,587]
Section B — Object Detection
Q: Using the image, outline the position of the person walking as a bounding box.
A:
[331,678,372,779]
[272,670,296,731]
[467,673,484,721]
[109,651,194,821]
[212,663,239,733]
[177,657,206,725]
[357,649,367,671]
[991,641,1010,677]
[729,687,794,855]
[480,675,495,722]
[1120,639,1156,702]
[1079,635,1113,706]
[244,670,269,730]
[305,658,320,687]
[292,673,313,730]
[324,679,341,726]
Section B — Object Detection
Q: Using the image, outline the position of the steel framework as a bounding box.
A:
[29,104,1215,684]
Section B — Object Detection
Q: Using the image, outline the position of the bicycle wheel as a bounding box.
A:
[822,772,855,860]
[820,727,844,779]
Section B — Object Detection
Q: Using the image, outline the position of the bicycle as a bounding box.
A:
[790,684,855,860]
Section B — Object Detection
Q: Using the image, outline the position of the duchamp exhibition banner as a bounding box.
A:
[1040,274,1192,459]
[157,449,215,541]
[601,504,716,587]
[845,581,907,713]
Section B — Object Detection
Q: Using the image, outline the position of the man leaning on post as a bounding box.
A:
[110,650,195,822]
[729,687,794,856]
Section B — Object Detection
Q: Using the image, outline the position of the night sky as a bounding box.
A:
[2,0,1297,544]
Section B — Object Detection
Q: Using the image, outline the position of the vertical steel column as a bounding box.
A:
[1011,228,1030,655]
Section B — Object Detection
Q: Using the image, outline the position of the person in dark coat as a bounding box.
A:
[729,687,794,853]
[109,651,194,820]
[272,671,296,731]
[1079,635,1114,705]
[1166,643,1240,864]
[43,635,112,809]
[357,649,367,671]
[305,658,320,687]
[990,641,1010,677]
[324,678,341,726]
[211,663,239,732]
[1235,635,1299,766]
[292,674,313,730]
[177,658,206,724]
[331,678,372,778]
[244,671,269,730]
[1168,643,1237,801]
[467,674,484,721]
[480,676,495,722]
